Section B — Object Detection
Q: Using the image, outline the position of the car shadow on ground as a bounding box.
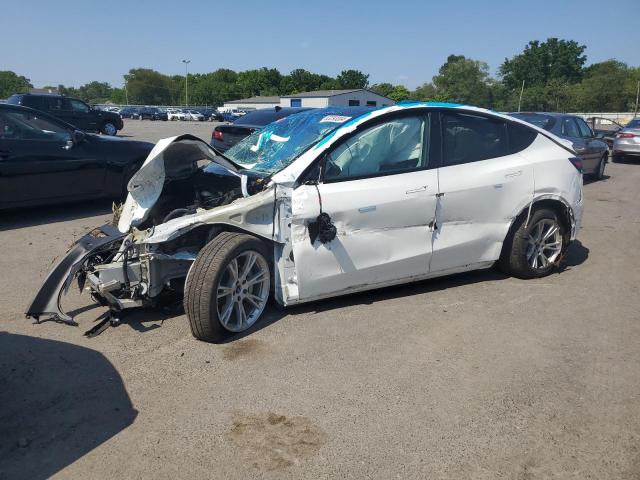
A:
[611,156,640,165]
[224,239,591,343]
[583,174,611,185]
[0,332,137,480]
[0,200,114,232]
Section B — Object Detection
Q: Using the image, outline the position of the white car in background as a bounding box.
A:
[27,103,583,343]
[184,110,205,121]
[167,109,187,121]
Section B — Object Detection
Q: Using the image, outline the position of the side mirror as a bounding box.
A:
[71,130,86,145]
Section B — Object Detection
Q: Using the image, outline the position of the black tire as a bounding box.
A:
[499,208,566,279]
[100,121,117,136]
[593,153,607,180]
[184,232,271,342]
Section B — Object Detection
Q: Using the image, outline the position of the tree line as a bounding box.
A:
[2,38,639,112]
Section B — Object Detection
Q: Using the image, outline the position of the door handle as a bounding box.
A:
[406,185,427,194]
[504,170,522,178]
[358,205,376,213]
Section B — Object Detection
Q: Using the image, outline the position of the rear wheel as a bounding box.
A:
[499,208,566,279]
[184,232,271,342]
[593,153,607,180]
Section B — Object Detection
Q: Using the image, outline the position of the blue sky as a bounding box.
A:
[1,0,638,89]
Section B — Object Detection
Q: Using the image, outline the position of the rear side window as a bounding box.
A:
[561,118,580,138]
[21,96,46,110]
[575,118,593,138]
[235,110,280,126]
[47,97,67,111]
[441,112,507,166]
[508,122,537,154]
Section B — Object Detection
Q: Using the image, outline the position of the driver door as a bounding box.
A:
[0,109,105,207]
[289,113,438,302]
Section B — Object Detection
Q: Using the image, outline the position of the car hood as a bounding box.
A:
[117,134,240,232]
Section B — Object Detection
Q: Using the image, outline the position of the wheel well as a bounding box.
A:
[158,223,275,261]
[500,198,572,261]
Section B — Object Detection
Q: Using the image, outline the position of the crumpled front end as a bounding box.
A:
[26,135,282,326]
[25,224,126,324]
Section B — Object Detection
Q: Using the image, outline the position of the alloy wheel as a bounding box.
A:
[216,251,270,332]
[526,218,562,269]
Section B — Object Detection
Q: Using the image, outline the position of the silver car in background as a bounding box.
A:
[613,118,640,161]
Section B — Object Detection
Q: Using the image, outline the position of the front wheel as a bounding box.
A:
[499,208,566,279]
[101,122,117,135]
[184,232,271,342]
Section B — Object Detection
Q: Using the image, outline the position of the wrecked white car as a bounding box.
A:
[26,104,583,341]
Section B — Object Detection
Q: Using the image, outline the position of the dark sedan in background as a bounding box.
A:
[138,107,168,121]
[211,107,312,152]
[119,107,141,119]
[510,112,609,180]
[0,104,153,209]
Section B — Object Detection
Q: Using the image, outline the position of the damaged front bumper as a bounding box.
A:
[25,224,125,325]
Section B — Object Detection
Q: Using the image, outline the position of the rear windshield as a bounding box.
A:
[234,110,283,126]
[626,119,640,129]
[510,113,556,131]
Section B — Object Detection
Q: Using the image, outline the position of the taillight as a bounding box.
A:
[212,129,223,141]
[616,132,636,139]
[568,156,583,172]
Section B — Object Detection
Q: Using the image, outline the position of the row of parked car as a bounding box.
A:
[117,106,227,122]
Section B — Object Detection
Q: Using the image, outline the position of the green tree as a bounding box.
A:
[75,81,114,104]
[500,38,587,90]
[370,82,394,97]
[281,69,326,94]
[235,68,283,97]
[432,55,492,106]
[411,82,437,101]
[336,69,369,89]
[575,60,630,111]
[190,69,240,106]
[124,68,176,105]
[0,71,33,98]
[388,85,411,102]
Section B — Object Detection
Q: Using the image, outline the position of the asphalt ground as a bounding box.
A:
[1,119,639,479]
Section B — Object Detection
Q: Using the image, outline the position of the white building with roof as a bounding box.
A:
[222,96,281,111]
[222,89,395,111]
[280,89,394,108]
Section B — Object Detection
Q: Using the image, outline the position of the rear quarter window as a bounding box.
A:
[507,122,538,154]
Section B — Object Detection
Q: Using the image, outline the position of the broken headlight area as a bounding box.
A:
[131,161,267,230]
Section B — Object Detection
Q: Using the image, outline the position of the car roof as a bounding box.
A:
[0,103,76,129]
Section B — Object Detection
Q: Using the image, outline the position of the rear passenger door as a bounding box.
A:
[561,117,591,166]
[575,117,602,171]
[430,112,535,273]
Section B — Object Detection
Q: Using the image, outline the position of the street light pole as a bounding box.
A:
[181,59,191,106]
[517,79,525,112]
[634,79,639,118]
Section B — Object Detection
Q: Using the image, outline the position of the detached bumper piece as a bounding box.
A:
[25,224,125,325]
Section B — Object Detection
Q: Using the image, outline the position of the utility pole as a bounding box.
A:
[634,79,639,118]
[124,82,128,105]
[518,79,525,112]
[182,59,191,106]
